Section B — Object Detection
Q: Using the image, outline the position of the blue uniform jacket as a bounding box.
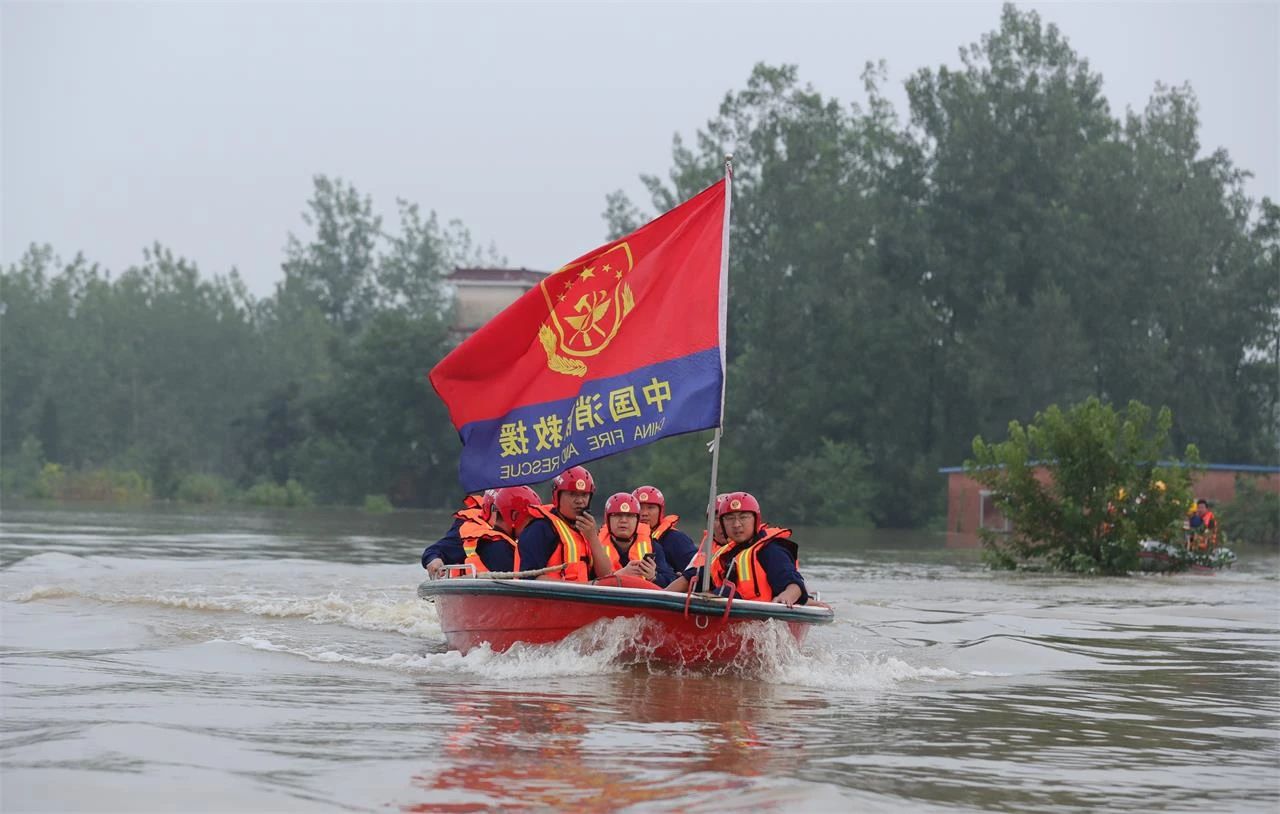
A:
[516,517,561,576]
[421,517,465,568]
[653,526,698,573]
[682,536,808,604]
[421,517,517,572]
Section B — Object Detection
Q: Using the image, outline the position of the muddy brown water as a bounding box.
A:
[2,501,1277,812]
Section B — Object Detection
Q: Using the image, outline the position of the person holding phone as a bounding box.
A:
[597,492,676,587]
[517,466,615,582]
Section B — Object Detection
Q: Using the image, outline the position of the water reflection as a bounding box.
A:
[401,676,816,812]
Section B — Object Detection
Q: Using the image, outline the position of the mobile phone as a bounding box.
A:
[643,552,655,562]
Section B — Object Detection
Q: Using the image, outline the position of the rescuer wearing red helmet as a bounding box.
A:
[682,492,730,573]
[631,484,699,573]
[493,487,540,536]
[596,492,676,587]
[422,491,494,578]
[423,487,539,578]
[665,491,807,606]
[517,465,614,582]
[712,492,730,547]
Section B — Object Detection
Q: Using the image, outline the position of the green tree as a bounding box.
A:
[279,176,382,334]
[1,243,261,492]
[967,398,1200,574]
[241,176,495,505]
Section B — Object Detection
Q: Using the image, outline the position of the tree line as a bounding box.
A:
[3,5,1276,525]
[2,182,497,508]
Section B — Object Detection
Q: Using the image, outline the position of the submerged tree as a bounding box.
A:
[966,398,1200,575]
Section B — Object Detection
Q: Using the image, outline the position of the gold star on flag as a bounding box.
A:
[579,266,595,281]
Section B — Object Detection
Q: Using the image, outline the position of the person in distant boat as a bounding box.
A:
[421,490,495,578]
[517,466,614,582]
[632,485,699,573]
[1192,499,1218,550]
[665,491,807,606]
[423,487,539,577]
[597,491,673,587]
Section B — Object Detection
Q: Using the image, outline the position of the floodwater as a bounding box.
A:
[2,501,1278,813]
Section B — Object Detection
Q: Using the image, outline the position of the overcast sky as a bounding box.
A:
[4,2,1277,297]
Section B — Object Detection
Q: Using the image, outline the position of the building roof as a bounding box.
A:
[939,462,1280,474]
[447,267,548,284]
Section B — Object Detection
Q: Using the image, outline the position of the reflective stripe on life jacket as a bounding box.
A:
[709,526,798,602]
[686,530,725,570]
[527,504,591,582]
[650,514,679,541]
[457,518,518,575]
[597,524,654,571]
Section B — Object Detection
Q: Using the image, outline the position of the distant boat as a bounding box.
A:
[418,577,833,666]
[1137,539,1237,573]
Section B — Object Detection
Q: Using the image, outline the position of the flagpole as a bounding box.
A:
[698,154,733,594]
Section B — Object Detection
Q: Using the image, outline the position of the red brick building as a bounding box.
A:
[940,463,1280,545]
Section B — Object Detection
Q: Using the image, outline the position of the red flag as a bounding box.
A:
[430,180,728,490]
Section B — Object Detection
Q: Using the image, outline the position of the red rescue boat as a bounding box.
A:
[418,577,834,666]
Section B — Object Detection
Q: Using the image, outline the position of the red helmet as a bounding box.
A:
[480,488,500,520]
[713,493,731,516]
[604,492,641,517]
[633,485,665,516]
[718,491,761,533]
[493,485,540,533]
[551,465,595,502]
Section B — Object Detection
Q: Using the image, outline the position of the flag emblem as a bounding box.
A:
[538,243,635,377]
[429,179,727,492]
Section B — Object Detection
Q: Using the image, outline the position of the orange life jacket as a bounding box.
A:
[686,529,726,570]
[708,526,798,602]
[457,518,518,575]
[1197,511,1218,550]
[597,524,654,571]
[650,514,679,541]
[455,496,486,524]
[526,504,592,582]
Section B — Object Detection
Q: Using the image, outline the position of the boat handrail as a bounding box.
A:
[439,563,477,579]
[439,563,568,580]
[720,582,737,623]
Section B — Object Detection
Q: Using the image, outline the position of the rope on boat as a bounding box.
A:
[433,563,567,580]
[476,564,568,579]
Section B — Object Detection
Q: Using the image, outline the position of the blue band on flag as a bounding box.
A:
[456,347,723,491]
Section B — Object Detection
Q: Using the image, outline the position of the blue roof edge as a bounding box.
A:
[939,462,1280,475]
